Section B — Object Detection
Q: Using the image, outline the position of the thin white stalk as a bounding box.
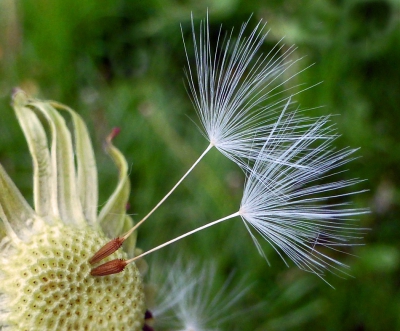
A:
[126,211,240,263]
[122,143,214,240]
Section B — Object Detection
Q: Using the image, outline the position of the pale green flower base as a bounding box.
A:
[0,90,147,330]
[0,222,145,331]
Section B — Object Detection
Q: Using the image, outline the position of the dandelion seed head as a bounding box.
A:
[0,90,146,330]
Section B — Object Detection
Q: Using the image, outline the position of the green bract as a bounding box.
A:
[0,90,146,331]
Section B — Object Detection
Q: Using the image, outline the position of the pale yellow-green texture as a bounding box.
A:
[0,90,146,331]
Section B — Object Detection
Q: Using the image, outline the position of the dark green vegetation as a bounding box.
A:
[0,1,398,330]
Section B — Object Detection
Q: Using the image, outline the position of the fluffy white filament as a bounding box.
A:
[239,114,368,278]
[183,13,312,167]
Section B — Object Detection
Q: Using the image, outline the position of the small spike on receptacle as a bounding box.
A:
[90,259,127,276]
[89,237,124,264]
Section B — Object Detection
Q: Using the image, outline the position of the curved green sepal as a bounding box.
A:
[51,102,98,225]
[28,100,86,226]
[98,130,133,239]
[0,203,19,244]
[0,217,7,242]
[0,163,35,241]
[12,89,52,217]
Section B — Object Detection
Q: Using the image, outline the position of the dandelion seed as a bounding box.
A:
[91,13,312,263]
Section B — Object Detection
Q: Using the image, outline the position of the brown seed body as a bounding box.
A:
[89,237,124,264]
[90,259,127,276]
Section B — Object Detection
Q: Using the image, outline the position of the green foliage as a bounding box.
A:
[1,0,399,330]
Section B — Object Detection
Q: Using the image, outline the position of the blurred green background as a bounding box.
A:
[0,0,399,330]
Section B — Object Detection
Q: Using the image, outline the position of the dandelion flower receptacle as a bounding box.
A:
[0,90,146,331]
